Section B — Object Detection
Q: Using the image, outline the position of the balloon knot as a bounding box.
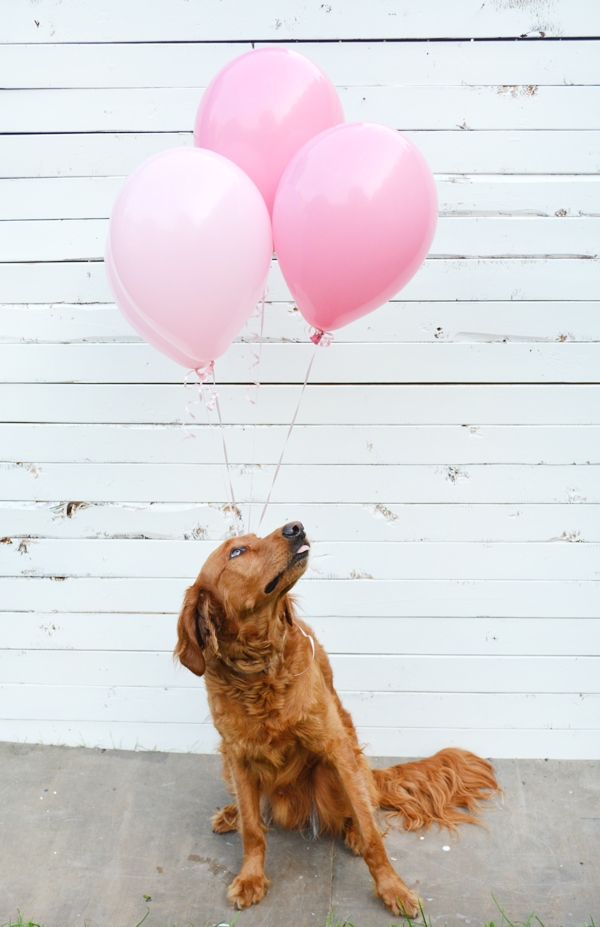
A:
[194,361,214,382]
[309,329,333,347]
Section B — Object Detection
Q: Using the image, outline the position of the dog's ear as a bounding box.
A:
[281,593,295,627]
[175,583,205,676]
[175,584,224,677]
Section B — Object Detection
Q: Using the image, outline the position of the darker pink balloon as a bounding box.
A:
[273,123,438,332]
[195,46,344,217]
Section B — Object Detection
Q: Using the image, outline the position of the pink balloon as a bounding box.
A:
[273,123,438,332]
[108,147,272,367]
[195,46,344,217]
[105,242,201,369]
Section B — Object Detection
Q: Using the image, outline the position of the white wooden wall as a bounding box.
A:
[1,1,599,760]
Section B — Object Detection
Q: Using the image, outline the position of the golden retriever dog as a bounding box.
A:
[175,521,498,916]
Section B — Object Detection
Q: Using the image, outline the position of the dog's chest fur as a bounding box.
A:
[205,663,330,770]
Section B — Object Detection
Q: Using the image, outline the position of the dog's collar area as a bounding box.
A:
[214,621,315,679]
[218,653,277,676]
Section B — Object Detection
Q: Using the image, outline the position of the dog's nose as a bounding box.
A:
[282,521,305,540]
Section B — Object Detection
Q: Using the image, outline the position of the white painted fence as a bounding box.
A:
[1,1,599,759]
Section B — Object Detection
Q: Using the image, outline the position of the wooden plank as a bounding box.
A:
[435,176,600,219]
[3,538,599,581]
[2,501,600,544]
[2,176,600,222]
[0,132,190,180]
[0,177,124,221]
[3,0,598,42]
[0,683,215,723]
[0,718,220,755]
[2,258,598,304]
[344,85,600,131]
[2,684,598,730]
[431,217,600,257]
[401,131,600,177]
[3,216,597,262]
[3,301,600,345]
[343,692,600,729]
[355,727,600,759]
[0,613,179,652]
[2,384,598,425]
[1,461,598,505]
[1,341,599,385]
[2,576,599,618]
[4,86,599,133]
[0,219,108,262]
[0,717,597,758]
[0,43,248,91]
[2,132,600,180]
[0,650,596,692]
[3,40,599,89]
[3,424,600,465]
[3,613,598,656]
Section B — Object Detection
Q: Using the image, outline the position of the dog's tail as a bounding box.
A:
[372,747,499,833]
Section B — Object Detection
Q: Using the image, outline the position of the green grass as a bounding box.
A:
[1,901,596,927]
[0,915,149,927]
[384,896,597,927]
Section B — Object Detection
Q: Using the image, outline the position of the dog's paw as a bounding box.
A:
[227,873,269,909]
[343,819,363,856]
[376,875,420,918]
[211,803,239,834]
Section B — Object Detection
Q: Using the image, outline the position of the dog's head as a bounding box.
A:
[174,521,310,676]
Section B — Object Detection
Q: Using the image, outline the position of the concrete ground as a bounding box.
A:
[0,743,598,927]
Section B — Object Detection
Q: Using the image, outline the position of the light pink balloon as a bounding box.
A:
[108,147,272,367]
[273,123,438,332]
[195,46,344,217]
[105,241,201,369]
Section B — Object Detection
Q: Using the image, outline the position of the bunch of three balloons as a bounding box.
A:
[106,47,437,366]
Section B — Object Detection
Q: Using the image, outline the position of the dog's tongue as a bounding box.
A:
[297,545,310,554]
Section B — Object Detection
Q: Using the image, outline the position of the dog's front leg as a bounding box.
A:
[331,731,420,918]
[226,758,269,909]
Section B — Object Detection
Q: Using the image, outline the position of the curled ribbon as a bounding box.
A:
[245,292,266,533]
[183,362,215,438]
[245,289,266,406]
[211,367,244,537]
[182,362,241,537]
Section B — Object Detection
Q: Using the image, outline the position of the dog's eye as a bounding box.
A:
[229,547,246,559]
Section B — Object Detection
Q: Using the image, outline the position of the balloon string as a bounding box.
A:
[246,290,266,534]
[258,328,332,529]
[210,367,242,537]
